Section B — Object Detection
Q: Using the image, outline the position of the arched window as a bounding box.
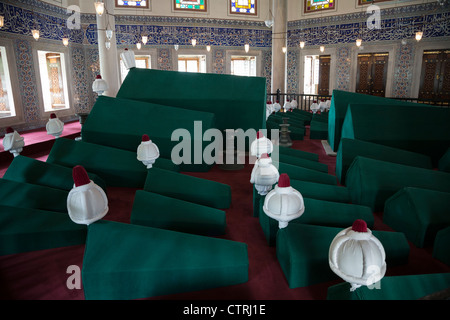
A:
[37,51,70,112]
[231,56,256,77]
[178,55,206,73]
[0,46,15,119]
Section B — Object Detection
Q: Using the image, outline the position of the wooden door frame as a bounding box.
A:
[318,54,331,95]
[355,53,373,95]
[297,46,336,95]
[350,44,395,97]
[412,41,450,99]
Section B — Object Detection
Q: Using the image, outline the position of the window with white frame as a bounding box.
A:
[178,55,206,73]
[0,46,16,118]
[231,55,256,76]
[37,50,70,112]
[303,55,320,94]
[120,55,151,83]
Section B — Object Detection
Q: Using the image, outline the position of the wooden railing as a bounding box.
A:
[267,93,331,111]
[267,91,450,111]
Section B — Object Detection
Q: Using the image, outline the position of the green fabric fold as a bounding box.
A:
[336,138,433,185]
[82,220,248,300]
[131,190,226,236]
[0,205,86,255]
[346,156,450,211]
[384,187,450,248]
[4,155,107,192]
[144,167,231,209]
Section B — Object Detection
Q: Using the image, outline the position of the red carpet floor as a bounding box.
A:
[1,126,449,300]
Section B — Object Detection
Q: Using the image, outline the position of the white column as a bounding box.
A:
[96,0,120,97]
[271,0,288,94]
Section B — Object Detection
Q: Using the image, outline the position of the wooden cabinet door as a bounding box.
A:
[356,54,372,95]
[371,53,389,97]
[318,55,331,96]
[356,53,388,97]
[437,50,450,102]
[419,51,442,100]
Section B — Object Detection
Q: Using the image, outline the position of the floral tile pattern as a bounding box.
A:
[212,49,225,74]
[392,43,415,98]
[70,46,90,113]
[261,49,272,94]
[287,50,299,93]
[335,46,351,92]
[14,39,39,123]
[158,48,172,71]
[84,47,100,107]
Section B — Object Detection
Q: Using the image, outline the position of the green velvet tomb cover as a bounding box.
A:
[312,112,329,123]
[0,205,86,255]
[82,95,216,172]
[3,155,107,192]
[327,273,450,300]
[277,162,337,185]
[439,147,450,173]
[346,156,450,211]
[46,138,177,188]
[270,111,307,122]
[276,223,410,288]
[278,146,319,162]
[82,220,248,300]
[144,167,231,209]
[117,68,266,133]
[383,187,450,248]
[0,178,69,213]
[283,110,313,124]
[130,190,226,236]
[276,154,328,173]
[336,138,433,185]
[310,119,328,140]
[341,103,450,165]
[290,179,350,203]
[259,198,374,246]
[328,90,424,152]
[268,113,306,129]
[433,226,450,266]
[266,120,305,140]
[291,109,313,122]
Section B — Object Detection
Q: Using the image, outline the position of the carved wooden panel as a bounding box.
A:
[356,54,371,94]
[419,50,450,102]
[419,51,440,100]
[318,55,331,95]
[439,51,450,102]
[356,53,388,97]
[372,53,388,97]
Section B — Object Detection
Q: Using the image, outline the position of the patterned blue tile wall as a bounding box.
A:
[14,39,40,123]
[0,0,449,132]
